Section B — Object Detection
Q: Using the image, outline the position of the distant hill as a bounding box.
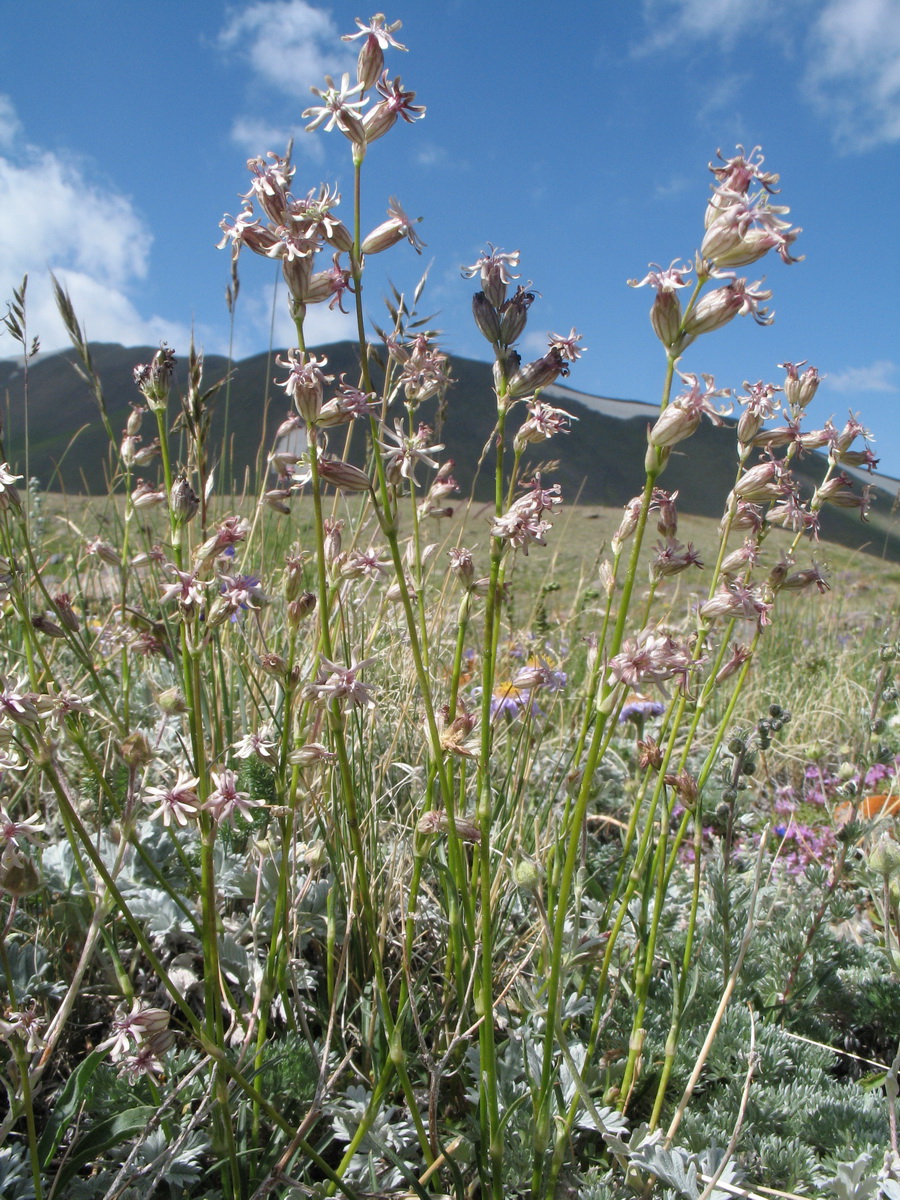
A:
[1,340,897,558]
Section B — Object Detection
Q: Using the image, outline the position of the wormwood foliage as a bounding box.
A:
[1,12,900,1200]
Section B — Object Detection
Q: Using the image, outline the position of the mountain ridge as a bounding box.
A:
[0,340,895,558]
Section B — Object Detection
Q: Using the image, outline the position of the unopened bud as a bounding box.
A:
[0,856,40,896]
[868,835,900,878]
[259,653,289,679]
[507,348,565,398]
[31,614,65,638]
[120,730,152,768]
[158,687,188,714]
[356,31,384,90]
[317,458,372,493]
[498,287,534,346]
[650,289,684,348]
[52,593,80,633]
[170,475,199,526]
[133,345,176,411]
[513,858,542,891]
[287,592,316,629]
[472,292,501,343]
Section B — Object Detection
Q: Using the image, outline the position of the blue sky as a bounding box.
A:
[1,1,899,474]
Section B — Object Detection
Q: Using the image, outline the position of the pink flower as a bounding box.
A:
[708,145,780,198]
[303,73,368,143]
[360,196,424,255]
[650,538,703,580]
[514,400,575,449]
[0,806,44,868]
[145,772,201,828]
[305,658,377,710]
[342,14,406,50]
[291,185,352,250]
[276,350,334,423]
[683,277,773,337]
[242,153,294,225]
[700,582,773,629]
[379,420,444,483]
[203,769,259,823]
[233,730,277,762]
[548,328,585,362]
[461,245,520,308]
[628,260,693,292]
[701,193,802,268]
[608,630,693,692]
[780,361,821,411]
[340,547,390,581]
[364,72,426,141]
[159,566,212,611]
[648,373,732,448]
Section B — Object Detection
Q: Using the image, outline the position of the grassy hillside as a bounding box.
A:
[2,339,896,557]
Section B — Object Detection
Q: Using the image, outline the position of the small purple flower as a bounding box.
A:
[619,693,666,723]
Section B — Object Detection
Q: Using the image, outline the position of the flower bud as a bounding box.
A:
[288,742,336,767]
[287,592,316,630]
[281,255,313,306]
[781,361,820,411]
[158,687,188,715]
[53,593,80,633]
[513,858,542,891]
[507,348,565,398]
[317,458,372,493]
[259,653,289,679]
[493,350,520,396]
[126,405,144,437]
[0,856,40,896]
[498,287,534,346]
[170,475,199,527]
[120,730,153,768]
[133,346,176,411]
[650,289,684,348]
[868,834,900,878]
[356,31,384,90]
[31,614,65,639]
[472,292,501,343]
[262,488,291,514]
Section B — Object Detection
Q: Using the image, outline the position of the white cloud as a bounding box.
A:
[824,360,899,394]
[219,1,357,152]
[635,0,780,54]
[229,115,319,161]
[219,1,353,98]
[229,281,356,360]
[637,0,900,149]
[0,95,22,149]
[0,97,190,354]
[805,0,900,149]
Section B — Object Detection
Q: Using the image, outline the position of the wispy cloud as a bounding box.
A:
[230,285,356,360]
[219,1,357,152]
[0,95,22,149]
[229,116,319,160]
[0,96,190,355]
[805,0,900,150]
[635,0,781,55]
[824,360,899,394]
[636,0,900,149]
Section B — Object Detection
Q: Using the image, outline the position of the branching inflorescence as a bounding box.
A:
[0,17,895,1200]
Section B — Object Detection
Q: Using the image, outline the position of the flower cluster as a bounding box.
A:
[490,476,562,555]
[631,146,801,353]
